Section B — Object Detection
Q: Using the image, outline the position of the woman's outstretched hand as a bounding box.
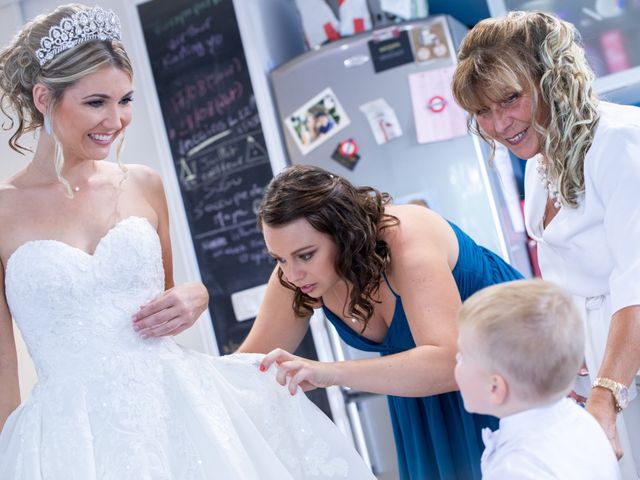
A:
[132,282,209,338]
[260,348,339,395]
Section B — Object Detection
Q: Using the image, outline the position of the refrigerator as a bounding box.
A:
[270,15,531,479]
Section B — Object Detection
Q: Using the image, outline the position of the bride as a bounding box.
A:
[0,4,375,479]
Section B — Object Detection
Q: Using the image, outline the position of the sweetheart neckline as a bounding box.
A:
[5,216,155,273]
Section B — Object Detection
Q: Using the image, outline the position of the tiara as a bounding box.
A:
[36,6,121,66]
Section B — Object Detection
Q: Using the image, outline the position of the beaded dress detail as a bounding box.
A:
[0,217,373,480]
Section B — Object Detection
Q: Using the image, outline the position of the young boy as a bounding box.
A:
[455,279,621,479]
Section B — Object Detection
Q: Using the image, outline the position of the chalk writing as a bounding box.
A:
[139,0,275,362]
[151,0,223,35]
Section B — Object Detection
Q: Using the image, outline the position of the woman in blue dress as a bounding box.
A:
[240,165,522,480]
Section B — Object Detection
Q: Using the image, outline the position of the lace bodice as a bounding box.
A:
[5,216,166,381]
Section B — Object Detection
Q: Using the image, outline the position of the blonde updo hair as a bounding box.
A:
[452,11,599,208]
[0,4,132,193]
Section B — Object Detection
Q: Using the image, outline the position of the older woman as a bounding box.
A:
[452,10,640,477]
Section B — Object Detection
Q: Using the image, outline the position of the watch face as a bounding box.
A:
[619,387,630,409]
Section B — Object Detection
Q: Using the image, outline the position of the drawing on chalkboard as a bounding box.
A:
[178,129,232,188]
[245,135,267,163]
[179,158,196,183]
[284,87,350,155]
[187,129,232,157]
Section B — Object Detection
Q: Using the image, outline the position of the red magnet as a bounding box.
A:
[338,138,358,158]
[332,138,361,171]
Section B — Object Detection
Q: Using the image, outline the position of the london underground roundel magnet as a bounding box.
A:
[427,95,447,113]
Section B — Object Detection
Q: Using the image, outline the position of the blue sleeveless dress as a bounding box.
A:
[322,222,523,480]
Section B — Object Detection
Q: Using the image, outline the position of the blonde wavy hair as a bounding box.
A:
[451,11,599,208]
[0,3,132,196]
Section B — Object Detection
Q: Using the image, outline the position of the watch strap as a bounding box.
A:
[592,377,628,412]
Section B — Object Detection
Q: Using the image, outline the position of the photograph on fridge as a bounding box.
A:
[284,87,351,155]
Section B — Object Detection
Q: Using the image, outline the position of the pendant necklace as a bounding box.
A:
[30,161,82,193]
[331,287,357,324]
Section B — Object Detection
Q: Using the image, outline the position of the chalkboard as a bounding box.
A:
[137,0,330,415]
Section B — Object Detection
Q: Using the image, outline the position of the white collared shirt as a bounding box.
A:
[524,101,640,314]
[481,398,620,479]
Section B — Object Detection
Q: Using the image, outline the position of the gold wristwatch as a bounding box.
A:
[592,377,630,412]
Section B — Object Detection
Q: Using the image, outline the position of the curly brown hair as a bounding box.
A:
[257,165,399,329]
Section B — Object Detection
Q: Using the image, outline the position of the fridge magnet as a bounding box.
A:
[359,98,403,145]
[408,66,468,144]
[284,87,351,155]
[426,95,447,113]
[368,28,414,73]
[331,138,361,171]
[410,19,451,64]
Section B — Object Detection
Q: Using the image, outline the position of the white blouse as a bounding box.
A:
[523,101,640,478]
[524,101,640,314]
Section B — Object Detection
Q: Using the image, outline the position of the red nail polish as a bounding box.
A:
[259,364,266,372]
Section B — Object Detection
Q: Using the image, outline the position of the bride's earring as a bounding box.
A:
[43,114,52,135]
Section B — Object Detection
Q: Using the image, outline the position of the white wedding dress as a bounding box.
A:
[0,216,375,480]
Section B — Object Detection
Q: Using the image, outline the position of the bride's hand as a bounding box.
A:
[132,282,209,337]
[260,348,338,395]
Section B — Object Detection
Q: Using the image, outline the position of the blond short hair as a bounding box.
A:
[458,279,584,401]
